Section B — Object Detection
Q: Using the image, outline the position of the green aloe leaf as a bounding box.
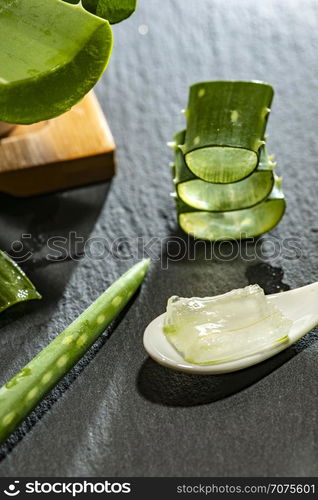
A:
[0,0,113,124]
[176,179,286,241]
[180,81,274,183]
[0,259,150,445]
[172,130,275,212]
[81,0,137,24]
[0,251,41,313]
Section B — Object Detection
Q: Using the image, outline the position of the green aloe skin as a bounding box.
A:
[172,130,275,212]
[0,251,41,314]
[176,179,286,241]
[180,81,274,183]
[0,0,137,124]
[0,259,150,445]
[81,0,137,24]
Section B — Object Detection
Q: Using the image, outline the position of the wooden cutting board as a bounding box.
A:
[0,92,116,197]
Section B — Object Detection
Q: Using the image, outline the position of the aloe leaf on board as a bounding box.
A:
[81,0,137,24]
[175,179,285,241]
[172,130,275,212]
[0,251,41,314]
[0,259,150,445]
[0,0,113,124]
[180,81,274,183]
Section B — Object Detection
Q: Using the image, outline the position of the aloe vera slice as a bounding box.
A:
[0,259,150,445]
[180,81,274,183]
[172,130,275,211]
[0,0,113,124]
[0,251,41,314]
[82,0,137,24]
[176,179,285,241]
[164,285,291,365]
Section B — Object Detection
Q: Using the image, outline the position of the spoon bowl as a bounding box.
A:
[143,282,318,374]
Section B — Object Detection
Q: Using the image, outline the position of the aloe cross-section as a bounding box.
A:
[176,179,285,241]
[0,0,113,124]
[172,130,275,211]
[181,81,274,183]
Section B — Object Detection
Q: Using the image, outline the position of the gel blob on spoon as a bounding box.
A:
[143,282,318,374]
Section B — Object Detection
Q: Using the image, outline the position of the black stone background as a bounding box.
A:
[1,0,318,477]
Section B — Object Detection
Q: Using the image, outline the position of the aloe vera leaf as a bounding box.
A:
[82,0,137,24]
[0,0,113,124]
[0,259,150,445]
[180,81,274,183]
[176,179,285,241]
[0,251,41,314]
[172,130,275,212]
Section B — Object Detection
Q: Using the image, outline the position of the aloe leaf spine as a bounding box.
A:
[0,259,150,445]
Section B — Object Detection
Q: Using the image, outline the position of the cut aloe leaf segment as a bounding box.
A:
[0,250,41,314]
[163,285,292,365]
[172,130,275,212]
[180,81,274,183]
[176,178,285,241]
[0,0,113,124]
[81,0,137,24]
[0,259,150,445]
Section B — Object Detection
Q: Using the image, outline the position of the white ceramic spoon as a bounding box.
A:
[143,282,318,374]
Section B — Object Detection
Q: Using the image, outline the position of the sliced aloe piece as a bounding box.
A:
[172,130,275,211]
[0,251,41,313]
[0,0,113,124]
[81,0,137,24]
[180,81,274,183]
[163,285,291,365]
[176,179,286,241]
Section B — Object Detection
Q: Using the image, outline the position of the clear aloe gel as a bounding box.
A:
[172,130,275,212]
[180,81,274,183]
[164,284,292,365]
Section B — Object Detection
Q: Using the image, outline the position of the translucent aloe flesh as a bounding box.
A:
[81,0,137,24]
[0,259,150,445]
[0,0,113,124]
[164,285,292,365]
[181,81,274,183]
[0,251,41,313]
[173,130,275,211]
[176,179,286,241]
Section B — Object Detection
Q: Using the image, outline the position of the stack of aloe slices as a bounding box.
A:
[170,81,286,241]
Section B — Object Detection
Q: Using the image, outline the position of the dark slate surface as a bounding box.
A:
[1,0,318,477]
